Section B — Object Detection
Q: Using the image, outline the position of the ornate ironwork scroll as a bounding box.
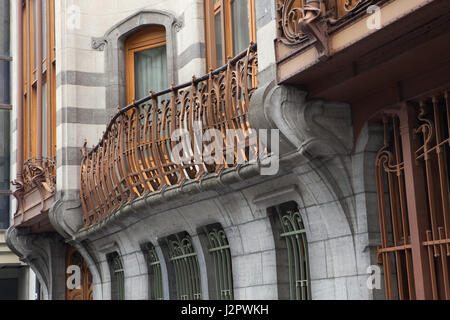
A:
[12,157,56,223]
[80,44,258,229]
[276,0,380,46]
[167,233,202,300]
[13,157,56,195]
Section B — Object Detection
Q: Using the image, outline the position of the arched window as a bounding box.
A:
[204,226,234,300]
[107,252,125,300]
[270,201,311,300]
[204,0,256,69]
[142,243,164,300]
[125,25,168,104]
[167,233,202,300]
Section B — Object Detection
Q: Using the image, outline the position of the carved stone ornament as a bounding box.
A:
[91,38,107,51]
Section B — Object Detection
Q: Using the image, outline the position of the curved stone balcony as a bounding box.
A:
[80,44,258,229]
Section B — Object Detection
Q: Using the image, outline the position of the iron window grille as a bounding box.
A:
[167,233,202,300]
[205,227,234,300]
[143,243,164,300]
[107,252,125,300]
[274,202,311,300]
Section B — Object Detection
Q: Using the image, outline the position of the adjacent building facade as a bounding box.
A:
[5,0,450,300]
[0,0,36,300]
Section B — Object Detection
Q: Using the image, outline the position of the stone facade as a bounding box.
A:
[7,0,389,300]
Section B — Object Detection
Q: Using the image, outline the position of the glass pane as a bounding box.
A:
[214,12,223,67]
[134,46,168,101]
[0,61,10,105]
[42,82,48,158]
[0,0,9,57]
[33,0,38,69]
[0,110,10,191]
[231,0,250,56]
[42,0,47,61]
[0,195,10,230]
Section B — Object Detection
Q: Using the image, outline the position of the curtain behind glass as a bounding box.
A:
[231,0,250,56]
[134,46,168,101]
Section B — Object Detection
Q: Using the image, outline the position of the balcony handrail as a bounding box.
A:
[80,43,258,228]
[89,42,258,157]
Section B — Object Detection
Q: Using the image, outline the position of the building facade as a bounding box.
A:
[5,0,450,300]
[0,0,36,300]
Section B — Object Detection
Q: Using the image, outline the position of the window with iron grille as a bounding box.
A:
[107,252,125,300]
[271,202,311,300]
[375,91,450,300]
[142,243,164,300]
[167,233,202,300]
[205,226,234,300]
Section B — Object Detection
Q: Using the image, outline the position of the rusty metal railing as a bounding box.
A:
[80,44,258,228]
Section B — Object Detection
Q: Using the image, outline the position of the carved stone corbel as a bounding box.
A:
[249,81,353,163]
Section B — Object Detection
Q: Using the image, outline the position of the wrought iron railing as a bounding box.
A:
[276,0,385,45]
[80,44,258,228]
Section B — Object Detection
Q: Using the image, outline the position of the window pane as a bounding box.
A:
[33,0,38,69]
[0,61,9,105]
[214,13,223,66]
[42,0,47,61]
[231,0,250,56]
[42,81,48,158]
[134,46,168,100]
[0,195,10,230]
[0,110,10,191]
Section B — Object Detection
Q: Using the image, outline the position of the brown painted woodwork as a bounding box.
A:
[274,0,450,142]
[14,0,57,233]
[16,0,24,183]
[375,91,450,300]
[66,246,94,301]
[125,25,166,104]
[80,44,258,228]
[204,0,256,70]
[20,0,56,163]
